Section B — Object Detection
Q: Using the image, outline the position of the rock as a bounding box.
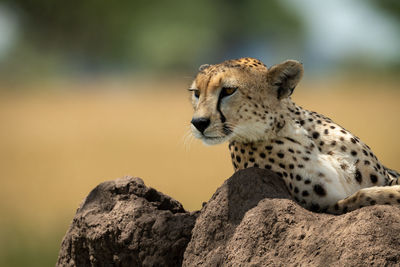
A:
[183,167,400,266]
[182,167,292,266]
[58,168,400,267]
[56,176,198,267]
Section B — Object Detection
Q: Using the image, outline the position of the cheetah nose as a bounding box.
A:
[191,117,210,134]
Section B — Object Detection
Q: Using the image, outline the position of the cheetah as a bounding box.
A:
[188,57,400,214]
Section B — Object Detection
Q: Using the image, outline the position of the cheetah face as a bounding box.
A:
[189,58,303,145]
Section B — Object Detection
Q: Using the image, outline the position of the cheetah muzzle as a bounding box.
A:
[188,57,400,215]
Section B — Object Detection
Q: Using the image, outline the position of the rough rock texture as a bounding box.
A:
[57,176,198,267]
[58,168,400,267]
[182,167,291,266]
[183,168,400,266]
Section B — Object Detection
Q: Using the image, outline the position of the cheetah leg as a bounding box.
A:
[328,185,400,215]
[386,167,400,185]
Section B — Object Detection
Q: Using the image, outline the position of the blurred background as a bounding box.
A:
[0,0,399,266]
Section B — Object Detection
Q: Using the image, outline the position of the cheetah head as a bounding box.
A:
[189,57,303,145]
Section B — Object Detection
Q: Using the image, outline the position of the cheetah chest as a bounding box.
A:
[229,140,368,210]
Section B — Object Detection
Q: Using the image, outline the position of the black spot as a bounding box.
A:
[370,174,378,183]
[289,164,294,169]
[283,172,288,177]
[319,141,324,146]
[254,163,259,168]
[342,206,348,213]
[340,137,345,141]
[340,146,347,152]
[355,170,362,184]
[277,153,284,158]
[331,141,336,146]
[244,162,248,168]
[294,187,299,194]
[285,137,300,144]
[288,148,294,153]
[259,152,266,158]
[312,132,320,139]
[230,153,234,159]
[351,150,357,156]
[265,146,273,150]
[249,158,255,162]
[268,158,275,163]
[302,190,309,197]
[364,160,370,165]
[275,140,284,145]
[277,172,283,177]
[302,157,310,161]
[249,151,254,155]
[340,130,347,134]
[298,164,304,168]
[234,147,238,151]
[265,164,271,169]
[296,174,302,181]
[330,126,336,129]
[350,138,356,144]
[279,163,286,169]
[289,183,293,190]
[235,155,241,163]
[313,184,326,196]
[304,179,311,184]
[233,162,238,169]
[299,120,305,126]
[310,203,320,212]
[240,149,245,154]
[362,149,368,156]
[370,200,376,205]
[317,120,322,124]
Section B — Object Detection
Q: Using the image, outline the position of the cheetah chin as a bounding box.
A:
[191,129,230,146]
[188,57,400,215]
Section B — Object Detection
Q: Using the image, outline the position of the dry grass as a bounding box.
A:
[0,78,399,260]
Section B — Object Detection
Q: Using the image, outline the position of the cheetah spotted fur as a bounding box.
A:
[189,57,400,214]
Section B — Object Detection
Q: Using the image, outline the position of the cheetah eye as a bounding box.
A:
[220,87,238,98]
[189,88,200,98]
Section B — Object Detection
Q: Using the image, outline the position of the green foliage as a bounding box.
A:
[2,0,305,72]
[370,0,400,21]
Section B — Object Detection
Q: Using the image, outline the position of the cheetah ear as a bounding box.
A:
[199,64,210,71]
[267,60,304,100]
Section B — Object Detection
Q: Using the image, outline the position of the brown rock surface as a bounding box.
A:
[183,168,400,266]
[56,176,198,267]
[58,168,400,267]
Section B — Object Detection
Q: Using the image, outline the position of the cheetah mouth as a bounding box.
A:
[203,135,224,140]
[201,134,228,145]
